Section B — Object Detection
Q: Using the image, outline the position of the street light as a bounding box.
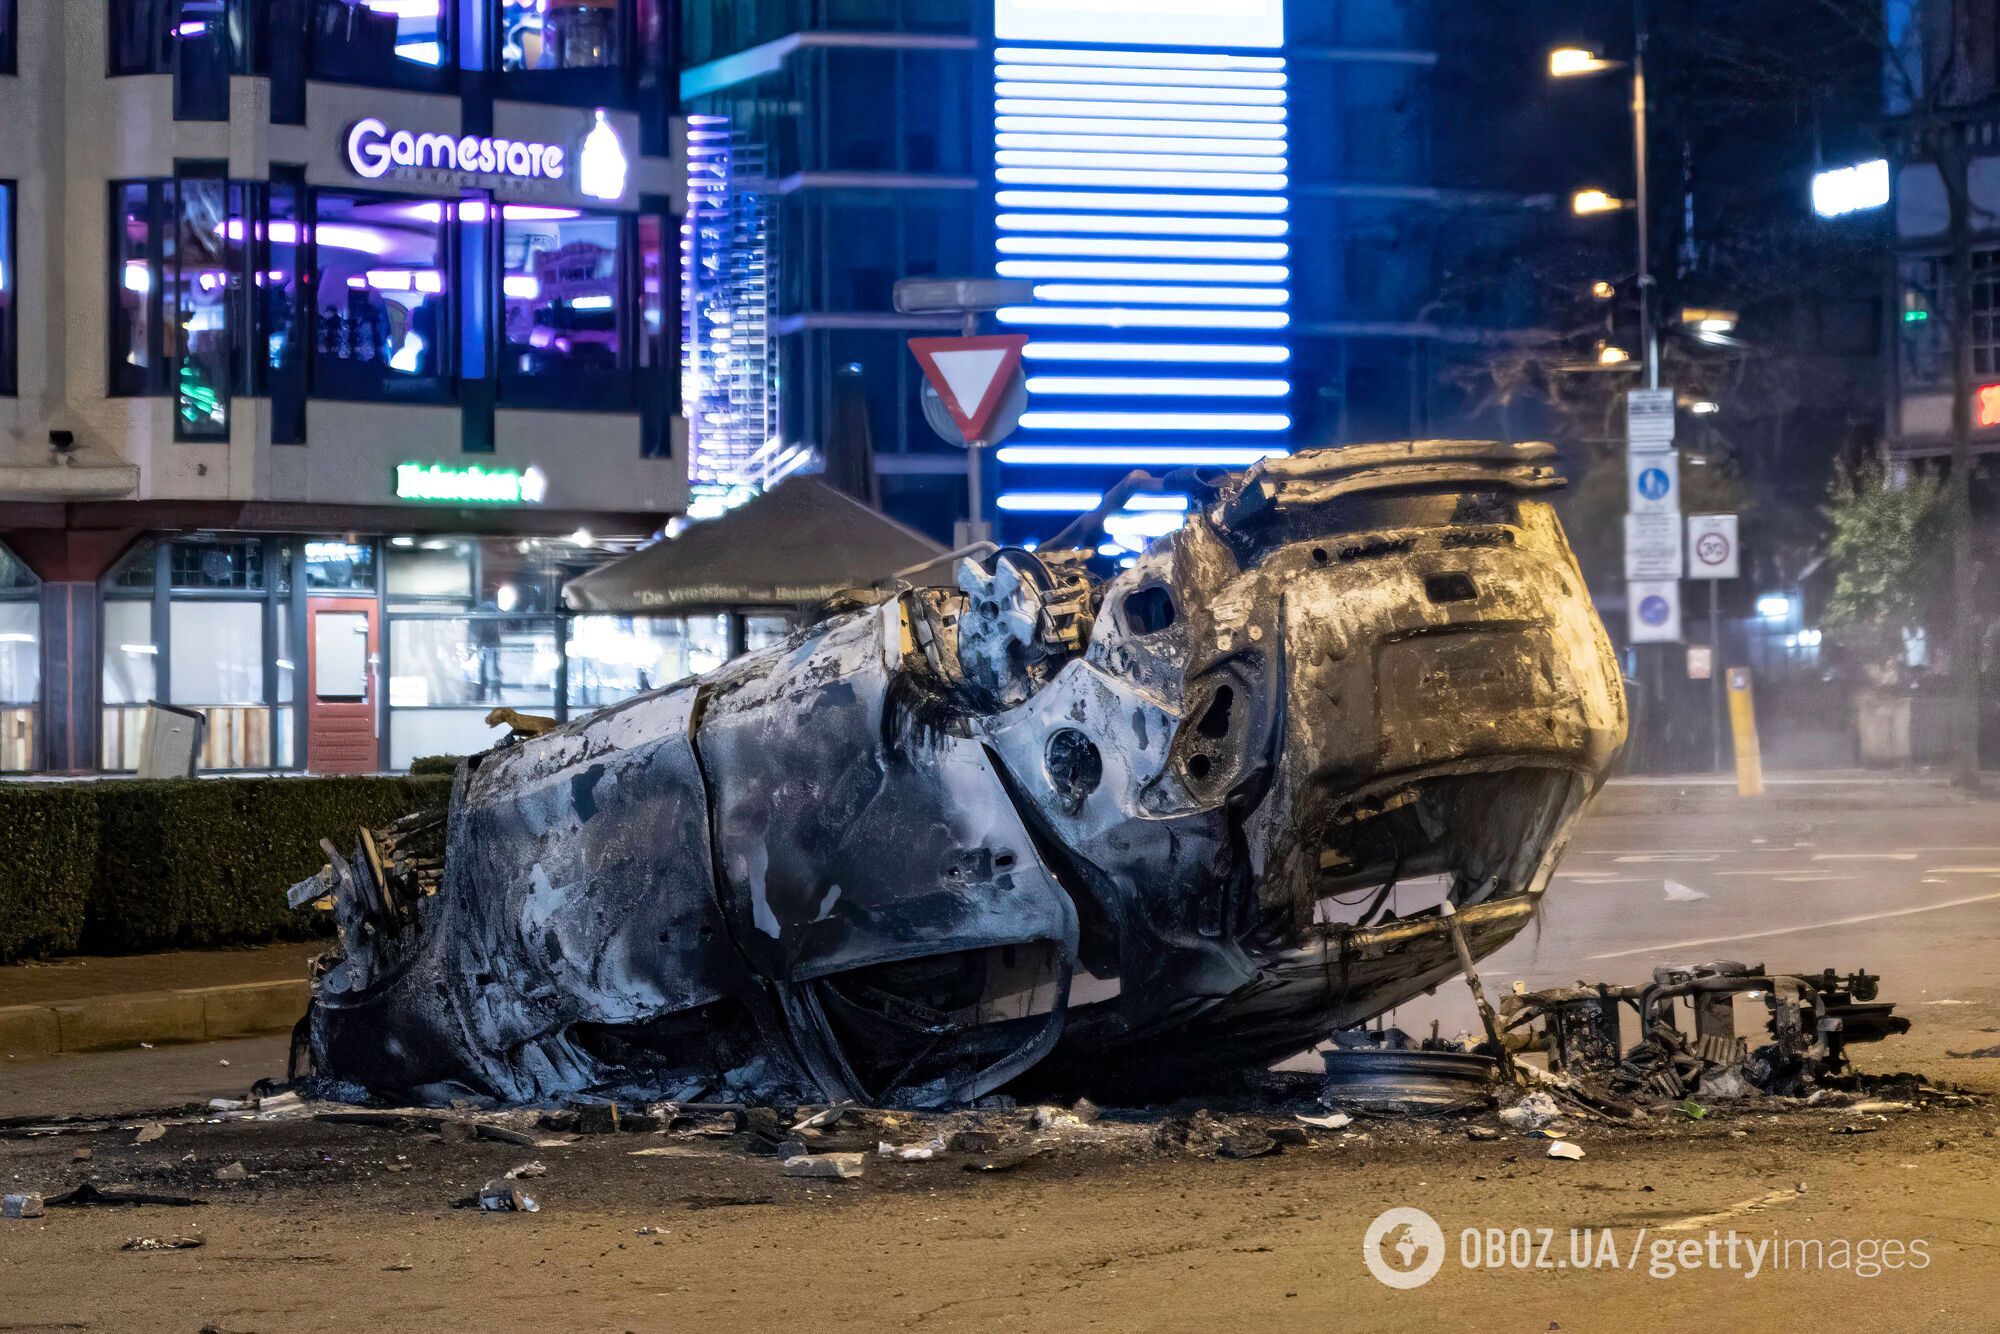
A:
[1549,46,1621,77]
[1598,344,1633,366]
[1689,399,1720,415]
[1548,5,1657,390]
[1591,280,1617,300]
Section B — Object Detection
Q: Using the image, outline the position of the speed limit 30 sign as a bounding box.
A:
[1687,513,1739,580]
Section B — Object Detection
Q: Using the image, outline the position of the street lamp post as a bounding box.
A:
[1553,0,1656,387]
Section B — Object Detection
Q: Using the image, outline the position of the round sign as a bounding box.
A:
[1637,467,1672,502]
[1639,594,1672,626]
[1694,531,1732,567]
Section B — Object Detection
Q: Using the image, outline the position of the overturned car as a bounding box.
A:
[295,441,1627,1107]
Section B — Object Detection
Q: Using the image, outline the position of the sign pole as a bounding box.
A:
[1709,578,1724,773]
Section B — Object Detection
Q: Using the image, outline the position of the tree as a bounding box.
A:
[1822,462,1947,684]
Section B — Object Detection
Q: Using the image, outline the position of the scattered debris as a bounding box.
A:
[949,1129,1002,1155]
[962,1150,1042,1174]
[2,1192,44,1219]
[1465,1126,1501,1142]
[1547,1140,1585,1161]
[781,1153,865,1180]
[72,1147,93,1163]
[45,1183,203,1209]
[1501,963,1912,1110]
[505,1161,548,1179]
[213,1162,249,1183]
[1498,1092,1561,1131]
[790,1106,849,1132]
[1293,1112,1353,1131]
[1675,1101,1707,1121]
[385,1262,415,1272]
[875,1140,940,1161]
[476,1179,539,1212]
[1850,1100,1913,1114]
[1662,880,1709,902]
[132,1122,166,1145]
[122,1234,205,1251]
[1217,1131,1279,1160]
[218,1059,230,1067]
[1830,1125,1879,1136]
[1947,1044,2000,1059]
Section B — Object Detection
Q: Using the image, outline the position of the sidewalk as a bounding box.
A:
[1595,769,2000,814]
[0,941,318,1062]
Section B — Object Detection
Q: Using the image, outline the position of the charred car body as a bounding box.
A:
[295,441,1627,1107]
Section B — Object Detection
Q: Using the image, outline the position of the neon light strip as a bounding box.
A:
[994,65,1288,90]
[997,189,1288,214]
[997,259,1290,282]
[996,492,1195,513]
[998,133,1289,156]
[1031,283,1290,306]
[995,47,1286,72]
[997,99,1286,123]
[1026,376,1291,398]
[998,212,1290,237]
[998,116,1287,139]
[996,82,1286,106]
[999,445,1289,466]
[996,491,1104,512]
[997,149,1287,173]
[999,306,1290,329]
[1024,342,1292,364]
[997,167,1289,190]
[1020,411,1291,433]
[999,235,1289,259]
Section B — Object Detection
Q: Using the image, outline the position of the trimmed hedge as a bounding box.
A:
[0,784,101,962]
[0,775,451,962]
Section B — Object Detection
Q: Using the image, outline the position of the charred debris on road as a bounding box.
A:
[288,440,1635,1112]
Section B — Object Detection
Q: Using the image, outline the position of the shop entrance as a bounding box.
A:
[307,597,379,773]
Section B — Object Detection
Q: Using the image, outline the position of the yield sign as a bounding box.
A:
[908,335,1029,444]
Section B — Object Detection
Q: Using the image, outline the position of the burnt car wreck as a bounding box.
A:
[293,440,1627,1108]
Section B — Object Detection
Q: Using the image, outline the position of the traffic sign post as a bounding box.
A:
[1686,513,1740,772]
[1626,451,1680,514]
[1625,387,1676,451]
[908,334,1031,545]
[1623,512,1683,580]
[1628,579,1682,644]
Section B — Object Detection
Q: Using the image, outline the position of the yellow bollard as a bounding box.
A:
[1726,667,1764,796]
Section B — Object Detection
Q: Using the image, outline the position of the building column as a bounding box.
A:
[6,530,143,773]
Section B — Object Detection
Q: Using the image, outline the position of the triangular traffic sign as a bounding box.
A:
[908,335,1030,444]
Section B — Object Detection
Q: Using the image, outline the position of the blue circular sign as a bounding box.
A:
[1639,594,1672,626]
[1637,467,1671,502]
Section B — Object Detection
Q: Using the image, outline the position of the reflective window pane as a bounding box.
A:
[501,0,623,71]
[312,193,449,397]
[565,615,695,710]
[305,539,376,592]
[312,0,449,83]
[111,183,157,394]
[389,617,557,708]
[103,601,158,706]
[0,181,13,395]
[170,537,263,590]
[314,611,370,700]
[502,207,623,382]
[173,174,231,439]
[170,601,266,705]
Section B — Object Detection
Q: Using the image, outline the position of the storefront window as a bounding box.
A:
[109,0,178,75]
[312,192,451,400]
[500,0,623,72]
[501,205,626,404]
[0,181,14,397]
[311,0,452,88]
[0,545,37,772]
[266,174,307,441]
[565,614,721,710]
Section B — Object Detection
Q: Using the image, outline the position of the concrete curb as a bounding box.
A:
[0,979,307,1059]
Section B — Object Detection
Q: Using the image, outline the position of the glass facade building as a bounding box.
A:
[679,0,1572,547]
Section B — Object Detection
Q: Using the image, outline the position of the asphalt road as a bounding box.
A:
[2,799,1997,1332]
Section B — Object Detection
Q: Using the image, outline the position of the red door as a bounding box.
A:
[307,598,379,774]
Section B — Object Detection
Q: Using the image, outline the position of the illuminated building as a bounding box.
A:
[0,0,701,775]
